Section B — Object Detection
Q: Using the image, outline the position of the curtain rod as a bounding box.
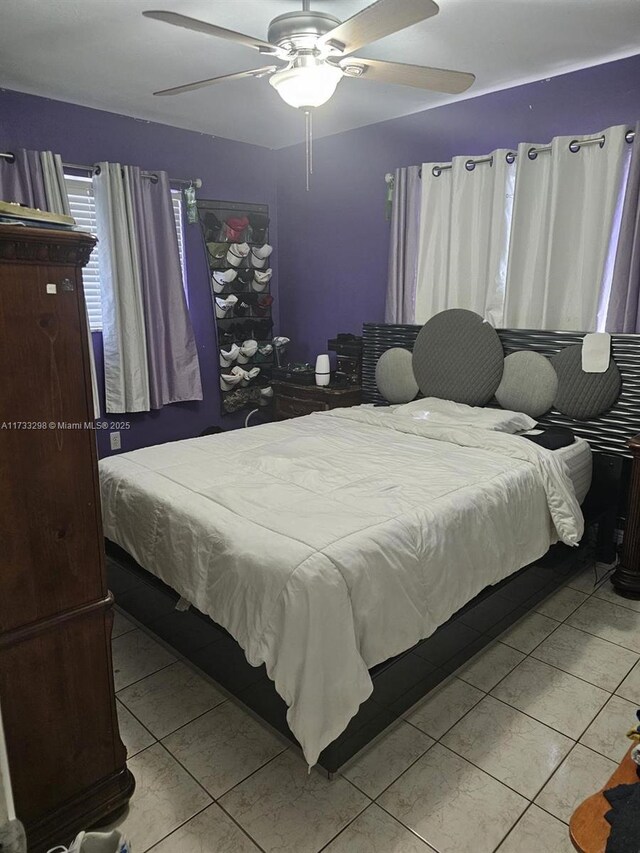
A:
[409,129,636,179]
[0,151,202,188]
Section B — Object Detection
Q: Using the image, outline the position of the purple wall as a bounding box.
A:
[3,53,640,452]
[0,88,279,455]
[276,54,640,363]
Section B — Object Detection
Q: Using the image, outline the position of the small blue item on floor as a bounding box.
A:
[604,782,640,852]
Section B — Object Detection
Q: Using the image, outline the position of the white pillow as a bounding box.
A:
[393,397,537,433]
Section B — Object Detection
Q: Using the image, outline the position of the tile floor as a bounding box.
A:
[105,564,640,853]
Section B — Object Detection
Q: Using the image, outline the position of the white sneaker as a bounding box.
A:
[48,829,130,853]
[220,371,243,391]
[212,269,238,293]
[252,269,272,291]
[250,244,273,268]
[227,242,250,267]
[237,339,258,364]
[231,366,260,386]
[220,343,240,367]
[215,295,238,318]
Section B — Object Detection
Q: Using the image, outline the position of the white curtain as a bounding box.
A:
[94,162,150,414]
[415,150,515,325]
[40,152,71,216]
[504,125,630,331]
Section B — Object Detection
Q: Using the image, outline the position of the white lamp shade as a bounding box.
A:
[315,354,330,386]
[269,62,343,109]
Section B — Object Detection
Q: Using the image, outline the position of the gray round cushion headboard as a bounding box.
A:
[375,347,419,404]
[412,309,504,406]
[552,344,622,419]
[495,350,558,417]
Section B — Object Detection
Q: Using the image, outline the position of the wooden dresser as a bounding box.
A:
[0,225,133,850]
[272,380,362,420]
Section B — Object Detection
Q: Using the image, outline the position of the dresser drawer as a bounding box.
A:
[272,381,362,421]
[275,395,328,420]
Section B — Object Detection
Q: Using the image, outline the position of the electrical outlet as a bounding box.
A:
[109,431,121,451]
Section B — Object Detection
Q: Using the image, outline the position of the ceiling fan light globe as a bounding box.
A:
[269,62,343,109]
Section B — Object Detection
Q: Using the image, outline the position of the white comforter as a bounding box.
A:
[100,406,583,766]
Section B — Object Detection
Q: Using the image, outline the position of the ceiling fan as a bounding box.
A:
[142,0,475,109]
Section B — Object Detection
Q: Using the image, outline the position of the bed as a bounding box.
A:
[102,324,639,772]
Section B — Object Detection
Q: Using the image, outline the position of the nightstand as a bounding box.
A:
[272,381,362,421]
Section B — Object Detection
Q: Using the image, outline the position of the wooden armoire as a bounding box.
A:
[0,224,134,851]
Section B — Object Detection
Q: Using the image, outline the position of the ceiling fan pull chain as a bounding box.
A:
[309,108,314,176]
[305,109,312,192]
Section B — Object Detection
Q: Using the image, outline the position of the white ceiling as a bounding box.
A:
[1,0,639,149]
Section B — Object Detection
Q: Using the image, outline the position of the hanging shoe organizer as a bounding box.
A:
[197,199,275,417]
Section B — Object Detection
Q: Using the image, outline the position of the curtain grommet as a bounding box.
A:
[432,166,442,177]
[506,151,516,164]
[465,160,475,172]
[3,151,16,164]
[569,139,581,153]
[527,148,538,160]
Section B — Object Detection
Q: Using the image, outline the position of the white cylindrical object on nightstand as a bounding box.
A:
[315,354,330,387]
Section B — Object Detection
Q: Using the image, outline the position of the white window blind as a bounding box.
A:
[64,176,187,331]
[171,190,187,287]
[65,175,102,330]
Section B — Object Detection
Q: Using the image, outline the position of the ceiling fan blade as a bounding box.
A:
[339,57,475,94]
[153,66,278,97]
[319,0,439,55]
[143,10,279,54]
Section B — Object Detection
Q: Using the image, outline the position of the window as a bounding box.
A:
[171,190,187,287]
[64,176,187,331]
[65,176,102,330]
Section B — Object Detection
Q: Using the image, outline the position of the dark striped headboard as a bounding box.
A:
[362,323,640,458]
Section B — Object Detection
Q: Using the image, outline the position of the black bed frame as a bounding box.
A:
[106,324,640,773]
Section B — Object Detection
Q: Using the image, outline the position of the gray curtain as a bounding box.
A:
[606,122,640,332]
[130,167,202,410]
[94,162,150,414]
[95,163,202,413]
[385,165,421,323]
[0,149,68,213]
[41,152,71,216]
